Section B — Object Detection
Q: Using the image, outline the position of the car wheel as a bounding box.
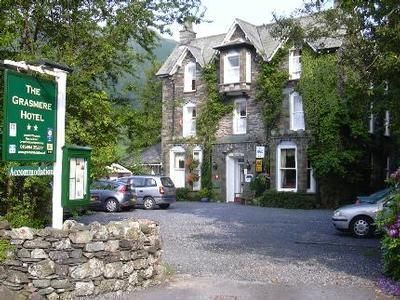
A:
[105,198,120,213]
[143,197,156,210]
[159,204,170,209]
[350,216,373,238]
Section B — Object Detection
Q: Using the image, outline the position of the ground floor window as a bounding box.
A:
[277,142,297,191]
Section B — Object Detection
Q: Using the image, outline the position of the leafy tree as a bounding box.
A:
[0,0,204,225]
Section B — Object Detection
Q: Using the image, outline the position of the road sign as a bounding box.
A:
[3,70,56,162]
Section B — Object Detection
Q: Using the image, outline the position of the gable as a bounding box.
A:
[229,25,247,41]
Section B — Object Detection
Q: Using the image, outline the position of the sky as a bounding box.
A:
[163,0,319,41]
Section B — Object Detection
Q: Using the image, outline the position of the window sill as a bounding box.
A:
[183,89,196,94]
[277,188,297,192]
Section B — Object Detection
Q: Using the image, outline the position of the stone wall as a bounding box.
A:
[0,219,162,299]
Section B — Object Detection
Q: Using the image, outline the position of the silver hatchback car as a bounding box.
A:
[118,175,176,209]
[332,195,393,238]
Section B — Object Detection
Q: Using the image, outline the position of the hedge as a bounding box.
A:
[254,190,318,209]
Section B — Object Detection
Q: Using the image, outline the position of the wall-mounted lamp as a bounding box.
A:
[212,161,218,170]
[246,160,251,171]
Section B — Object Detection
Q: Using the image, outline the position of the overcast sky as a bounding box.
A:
[163,0,333,41]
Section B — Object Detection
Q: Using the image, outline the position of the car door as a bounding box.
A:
[90,181,107,209]
[131,177,145,204]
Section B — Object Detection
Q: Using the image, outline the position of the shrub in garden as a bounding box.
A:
[249,174,270,197]
[255,190,317,209]
[375,168,400,295]
[176,188,191,201]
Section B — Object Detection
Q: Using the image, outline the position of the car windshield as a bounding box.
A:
[161,177,174,187]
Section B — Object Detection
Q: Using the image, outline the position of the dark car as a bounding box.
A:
[90,180,136,212]
[118,175,176,210]
[355,188,393,204]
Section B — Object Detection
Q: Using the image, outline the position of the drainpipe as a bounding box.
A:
[171,79,176,140]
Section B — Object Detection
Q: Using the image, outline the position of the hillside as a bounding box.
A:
[111,37,176,103]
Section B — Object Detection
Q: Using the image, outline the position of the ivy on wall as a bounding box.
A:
[196,63,232,192]
[256,48,288,131]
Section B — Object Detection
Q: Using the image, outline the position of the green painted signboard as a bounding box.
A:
[3,70,57,162]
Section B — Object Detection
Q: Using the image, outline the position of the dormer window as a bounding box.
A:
[233,99,247,134]
[289,49,301,80]
[184,62,196,92]
[183,102,196,137]
[224,50,240,84]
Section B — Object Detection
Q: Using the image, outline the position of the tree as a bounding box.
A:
[0,0,204,224]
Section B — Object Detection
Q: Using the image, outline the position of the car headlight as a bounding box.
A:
[333,210,343,217]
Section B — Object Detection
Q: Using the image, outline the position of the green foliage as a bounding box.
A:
[0,0,203,225]
[256,48,288,129]
[376,193,400,281]
[254,190,318,209]
[176,188,192,201]
[196,63,232,191]
[249,175,270,197]
[298,48,371,206]
[0,239,13,263]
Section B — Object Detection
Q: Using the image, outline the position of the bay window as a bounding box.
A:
[224,50,240,84]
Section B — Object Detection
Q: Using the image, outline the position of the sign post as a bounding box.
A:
[1,60,70,229]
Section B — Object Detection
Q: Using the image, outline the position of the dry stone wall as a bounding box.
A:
[0,219,163,299]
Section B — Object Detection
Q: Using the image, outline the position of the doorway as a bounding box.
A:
[226,154,244,202]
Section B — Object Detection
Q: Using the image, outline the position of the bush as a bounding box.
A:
[4,200,47,228]
[249,175,270,197]
[254,190,318,209]
[376,193,400,281]
[176,188,192,201]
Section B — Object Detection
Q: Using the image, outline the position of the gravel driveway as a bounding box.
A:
[76,202,381,289]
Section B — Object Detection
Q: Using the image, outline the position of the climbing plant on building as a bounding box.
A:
[196,63,232,194]
[256,47,288,131]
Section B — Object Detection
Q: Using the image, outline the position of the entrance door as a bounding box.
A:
[226,155,244,202]
[170,150,185,188]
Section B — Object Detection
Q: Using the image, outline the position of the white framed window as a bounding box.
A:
[384,110,390,136]
[290,92,305,131]
[182,102,196,137]
[277,142,297,192]
[224,50,240,84]
[233,99,247,134]
[289,49,301,80]
[184,62,196,92]
[306,160,316,193]
[368,103,374,134]
[192,147,202,191]
[174,152,185,169]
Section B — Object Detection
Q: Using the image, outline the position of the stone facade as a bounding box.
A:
[157,19,342,201]
[0,219,162,299]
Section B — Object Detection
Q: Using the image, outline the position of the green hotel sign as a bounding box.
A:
[3,70,57,162]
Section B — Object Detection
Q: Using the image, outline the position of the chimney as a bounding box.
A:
[179,19,196,44]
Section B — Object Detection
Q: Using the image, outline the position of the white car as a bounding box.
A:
[332,196,392,238]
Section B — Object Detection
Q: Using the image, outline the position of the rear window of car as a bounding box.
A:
[161,177,174,187]
[91,181,118,190]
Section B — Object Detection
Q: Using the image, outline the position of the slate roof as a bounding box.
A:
[157,16,342,76]
[140,143,162,164]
